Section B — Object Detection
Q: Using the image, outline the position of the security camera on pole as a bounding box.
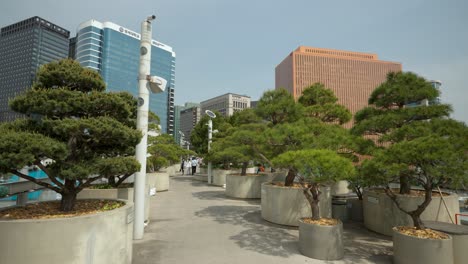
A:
[205,110,216,184]
[134,15,167,240]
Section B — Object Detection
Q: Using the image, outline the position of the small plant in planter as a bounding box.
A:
[273,149,355,260]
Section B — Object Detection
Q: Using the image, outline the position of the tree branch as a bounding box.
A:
[10,169,61,193]
[384,186,411,215]
[34,160,64,188]
[78,175,104,191]
[115,173,132,187]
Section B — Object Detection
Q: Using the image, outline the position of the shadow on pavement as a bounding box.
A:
[340,222,393,264]
[192,191,260,205]
[195,205,298,258]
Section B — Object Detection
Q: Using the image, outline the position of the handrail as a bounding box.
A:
[455,213,468,225]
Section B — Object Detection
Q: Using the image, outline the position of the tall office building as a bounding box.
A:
[0,16,70,122]
[200,93,251,117]
[175,102,200,146]
[75,20,176,134]
[180,104,201,149]
[276,46,402,124]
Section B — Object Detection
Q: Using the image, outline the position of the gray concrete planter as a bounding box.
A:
[193,174,207,182]
[363,189,460,236]
[212,169,238,187]
[198,167,208,174]
[425,221,468,264]
[299,219,344,260]
[393,227,453,264]
[0,200,134,264]
[77,187,134,201]
[225,174,269,198]
[261,183,331,226]
[147,171,169,192]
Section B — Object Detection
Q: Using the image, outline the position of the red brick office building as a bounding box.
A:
[275,46,402,125]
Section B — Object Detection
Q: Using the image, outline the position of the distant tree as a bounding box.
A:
[0,59,141,211]
[298,83,351,125]
[190,110,230,155]
[146,134,195,172]
[352,71,452,194]
[255,88,303,125]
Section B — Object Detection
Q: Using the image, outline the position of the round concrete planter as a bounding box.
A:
[425,221,468,264]
[164,165,177,176]
[193,174,207,182]
[212,169,238,186]
[363,189,460,236]
[393,227,453,264]
[77,187,134,201]
[245,167,256,174]
[147,171,169,192]
[198,167,208,174]
[299,219,344,260]
[225,174,269,198]
[0,200,134,264]
[261,183,331,226]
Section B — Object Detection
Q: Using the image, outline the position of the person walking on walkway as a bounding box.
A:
[180,159,185,175]
[191,157,198,175]
[185,158,192,175]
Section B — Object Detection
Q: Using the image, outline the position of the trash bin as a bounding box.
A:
[332,194,355,222]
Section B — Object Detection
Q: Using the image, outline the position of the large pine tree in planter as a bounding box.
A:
[351,72,452,194]
[0,59,141,211]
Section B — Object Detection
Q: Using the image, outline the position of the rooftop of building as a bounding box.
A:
[1,16,70,38]
[200,93,251,104]
[76,19,174,55]
[295,46,378,60]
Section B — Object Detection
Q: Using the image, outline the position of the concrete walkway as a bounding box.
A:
[132,175,393,264]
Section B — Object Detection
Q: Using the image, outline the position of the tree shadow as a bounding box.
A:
[195,205,299,257]
[171,176,207,187]
[192,191,260,205]
[340,222,393,264]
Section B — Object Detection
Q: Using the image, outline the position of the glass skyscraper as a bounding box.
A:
[0,16,70,122]
[74,20,176,134]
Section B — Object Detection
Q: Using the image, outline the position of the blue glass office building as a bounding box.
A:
[75,20,175,134]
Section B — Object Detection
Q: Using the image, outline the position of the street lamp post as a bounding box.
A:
[134,15,167,240]
[205,110,216,184]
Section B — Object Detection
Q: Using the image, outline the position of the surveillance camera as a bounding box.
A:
[147,15,156,21]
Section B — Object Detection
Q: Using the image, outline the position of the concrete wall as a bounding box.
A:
[225,174,269,198]
[363,189,460,236]
[77,188,134,200]
[261,183,331,226]
[0,201,134,264]
[147,172,169,192]
[212,169,238,186]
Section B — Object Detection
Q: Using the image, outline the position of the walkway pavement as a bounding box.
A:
[132,175,393,264]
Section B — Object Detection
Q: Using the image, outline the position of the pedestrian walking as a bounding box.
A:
[180,159,185,175]
[191,157,198,175]
[185,159,192,175]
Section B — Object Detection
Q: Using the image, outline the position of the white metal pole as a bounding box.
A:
[134,16,154,240]
[207,119,212,184]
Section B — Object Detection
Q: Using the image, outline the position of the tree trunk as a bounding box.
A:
[60,191,77,212]
[399,174,411,194]
[284,169,295,186]
[410,213,425,229]
[108,176,116,187]
[241,162,248,176]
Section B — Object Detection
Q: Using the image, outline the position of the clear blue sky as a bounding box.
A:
[1,0,467,123]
